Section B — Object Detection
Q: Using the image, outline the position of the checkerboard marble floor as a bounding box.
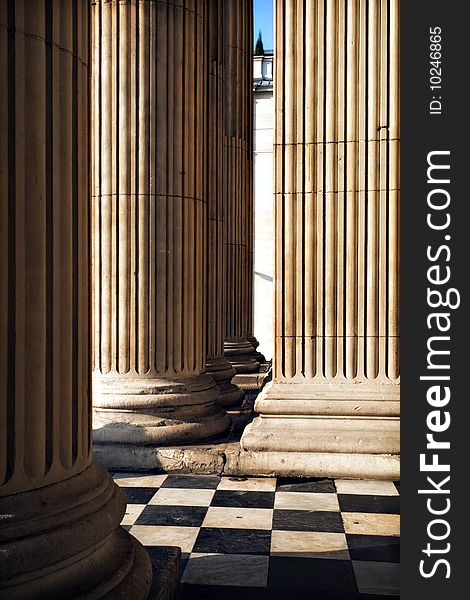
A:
[114,473,400,599]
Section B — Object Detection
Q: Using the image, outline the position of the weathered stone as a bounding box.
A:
[232,367,272,391]
[0,3,152,595]
[91,0,231,446]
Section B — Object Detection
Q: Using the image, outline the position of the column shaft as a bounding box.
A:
[205,0,244,406]
[92,0,231,445]
[240,0,400,479]
[223,0,259,373]
[0,1,151,596]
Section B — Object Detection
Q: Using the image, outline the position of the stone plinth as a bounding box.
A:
[91,0,231,445]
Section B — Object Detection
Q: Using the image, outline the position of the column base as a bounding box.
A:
[246,334,266,364]
[235,450,400,480]
[0,462,153,599]
[224,338,260,374]
[239,380,400,479]
[93,373,231,445]
[206,356,245,407]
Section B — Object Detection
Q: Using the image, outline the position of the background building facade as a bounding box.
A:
[253,51,275,361]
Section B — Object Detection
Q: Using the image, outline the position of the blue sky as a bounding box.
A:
[254,0,273,51]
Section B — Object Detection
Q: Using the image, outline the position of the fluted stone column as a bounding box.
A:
[0,2,152,597]
[205,0,244,407]
[91,0,231,445]
[241,0,400,479]
[223,0,260,374]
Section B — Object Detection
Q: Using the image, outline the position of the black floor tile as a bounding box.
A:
[194,527,271,555]
[338,494,400,514]
[288,594,361,600]
[276,477,336,493]
[178,586,364,600]
[121,487,157,504]
[211,490,275,509]
[359,596,400,600]
[135,505,207,527]
[273,509,344,532]
[268,557,358,594]
[286,594,362,600]
[347,534,400,563]
[177,584,272,599]
[301,595,361,600]
[161,475,221,490]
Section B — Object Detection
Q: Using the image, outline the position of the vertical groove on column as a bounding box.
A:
[366,0,378,379]
[79,0,90,460]
[324,0,337,379]
[378,0,389,378]
[315,0,325,380]
[148,0,156,376]
[274,0,399,386]
[45,0,54,472]
[337,0,346,382]
[297,1,305,378]
[118,1,129,375]
[54,1,72,469]
[23,0,46,480]
[357,0,367,378]
[388,0,399,380]
[1,0,16,483]
[139,0,150,374]
[345,0,358,380]
[303,0,314,378]
[72,0,81,465]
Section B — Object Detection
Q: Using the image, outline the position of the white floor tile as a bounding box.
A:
[274,491,340,511]
[202,506,273,530]
[148,487,215,507]
[129,525,199,553]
